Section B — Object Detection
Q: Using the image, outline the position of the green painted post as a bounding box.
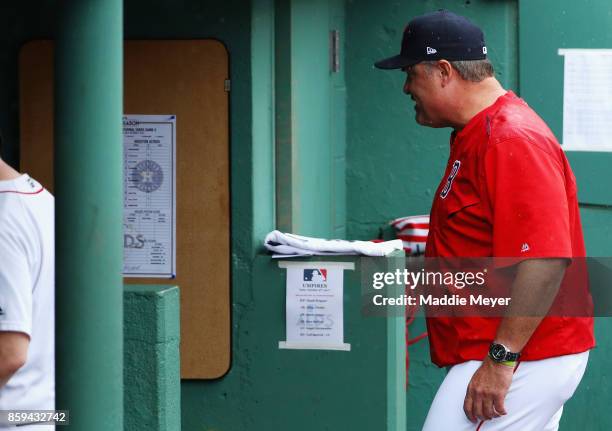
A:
[386,252,407,431]
[291,0,333,238]
[55,1,123,430]
[275,0,346,239]
[252,0,276,245]
[124,285,181,431]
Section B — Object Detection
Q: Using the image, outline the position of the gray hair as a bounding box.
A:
[422,59,495,82]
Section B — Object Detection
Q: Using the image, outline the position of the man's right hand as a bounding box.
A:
[463,357,514,422]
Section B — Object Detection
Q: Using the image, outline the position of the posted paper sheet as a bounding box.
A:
[559,49,612,151]
[278,261,353,351]
[123,115,177,278]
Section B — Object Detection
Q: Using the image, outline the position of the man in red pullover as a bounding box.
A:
[376,10,594,430]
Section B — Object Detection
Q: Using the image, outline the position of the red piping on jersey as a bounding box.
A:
[475,361,522,430]
[0,188,44,195]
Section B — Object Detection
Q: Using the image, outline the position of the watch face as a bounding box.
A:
[490,344,506,361]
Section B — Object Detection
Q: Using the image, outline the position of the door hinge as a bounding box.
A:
[330,30,340,73]
[224,79,231,92]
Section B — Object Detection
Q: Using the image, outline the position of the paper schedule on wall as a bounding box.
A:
[278,261,353,351]
[122,114,177,278]
[559,49,612,151]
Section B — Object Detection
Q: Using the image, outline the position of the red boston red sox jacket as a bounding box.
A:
[425,91,595,367]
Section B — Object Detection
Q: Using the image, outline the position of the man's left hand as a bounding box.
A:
[463,357,514,422]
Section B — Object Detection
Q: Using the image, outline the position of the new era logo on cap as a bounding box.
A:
[426,46,437,55]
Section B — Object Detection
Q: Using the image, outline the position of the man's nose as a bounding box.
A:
[403,80,411,95]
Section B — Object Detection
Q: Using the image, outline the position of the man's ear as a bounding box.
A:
[437,60,454,87]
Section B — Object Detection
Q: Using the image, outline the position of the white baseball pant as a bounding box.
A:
[422,350,590,431]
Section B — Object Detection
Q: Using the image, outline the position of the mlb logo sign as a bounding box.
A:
[303,269,327,282]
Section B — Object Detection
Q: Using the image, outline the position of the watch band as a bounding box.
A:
[488,342,521,363]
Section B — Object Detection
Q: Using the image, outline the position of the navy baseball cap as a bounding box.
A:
[375,10,487,69]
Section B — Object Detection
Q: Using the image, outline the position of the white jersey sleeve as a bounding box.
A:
[0,207,34,337]
[0,175,54,418]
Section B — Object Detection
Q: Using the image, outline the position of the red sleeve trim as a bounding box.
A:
[0,188,45,195]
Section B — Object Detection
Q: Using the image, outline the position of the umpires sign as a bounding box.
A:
[278,261,354,351]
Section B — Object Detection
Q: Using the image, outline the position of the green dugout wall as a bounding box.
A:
[519,1,612,429]
[2,0,612,430]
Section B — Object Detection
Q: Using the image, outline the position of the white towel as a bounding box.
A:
[264,230,404,257]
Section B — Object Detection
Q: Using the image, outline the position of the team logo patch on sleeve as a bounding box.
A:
[440,160,461,199]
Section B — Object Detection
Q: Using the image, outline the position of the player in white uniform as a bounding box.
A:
[0,157,54,430]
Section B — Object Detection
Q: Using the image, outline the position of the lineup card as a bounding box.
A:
[122,115,176,278]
